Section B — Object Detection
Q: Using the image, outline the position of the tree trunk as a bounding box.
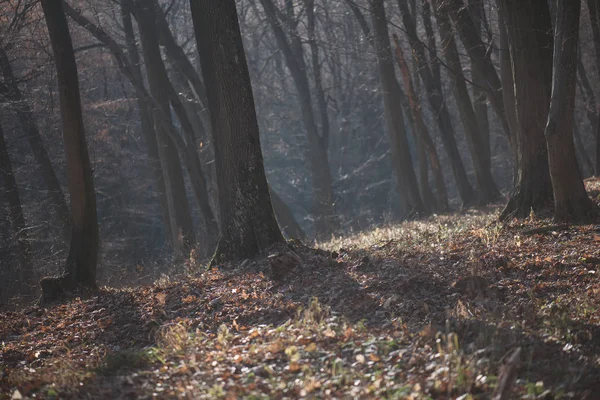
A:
[135,1,196,256]
[120,0,172,246]
[432,0,501,204]
[40,0,99,301]
[545,0,597,222]
[392,34,449,211]
[0,48,71,241]
[468,0,491,165]
[269,187,307,241]
[585,0,600,175]
[259,0,338,236]
[497,8,519,170]
[370,0,427,216]
[447,0,513,146]
[397,0,476,206]
[499,0,554,220]
[0,123,32,292]
[190,0,284,262]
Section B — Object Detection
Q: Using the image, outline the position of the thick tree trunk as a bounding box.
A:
[0,123,32,291]
[545,0,597,222]
[499,0,554,220]
[0,49,71,241]
[432,2,501,204]
[397,0,476,206]
[190,0,284,263]
[392,34,449,211]
[370,0,427,216]
[40,0,99,301]
[135,2,196,256]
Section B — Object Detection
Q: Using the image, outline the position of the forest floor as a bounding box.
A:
[4,182,600,399]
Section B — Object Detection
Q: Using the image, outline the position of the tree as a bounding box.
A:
[391,34,448,211]
[0,122,32,292]
[369,0,427,216]
[431,0,501,204]
[40,0,99,301]
[586,0,600,175]
[189,0,284,262]
[258,0,339,236]
[0,47,71,240]
[397,0,476,206]
[545,0,597,222]
[134,1,197,255]
[499,0,554,220]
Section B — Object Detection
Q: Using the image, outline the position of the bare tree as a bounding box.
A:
[40,0,99,302]
[370,0,427,216]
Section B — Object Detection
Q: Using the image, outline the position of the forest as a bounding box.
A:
[2,0,600,398]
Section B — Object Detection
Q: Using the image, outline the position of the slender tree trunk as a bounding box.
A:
[259,0,338,236]
[497,8,519,171]
[190,0,284,263]
[135,2,196,256]
[120,0,172,245]
[392,34,448,211]
[586,0,600,175]
[545,0,597,222]
[447,0,513,146]
[397,0,476,206]
[269,187,307,241]
[573,123,594,177]
[499,0,554,220]
[40,0,99,301]
[468,0,491,165]
[432,1,501,204]
[370,0,427,216]
[0,49,71,241]
[0,123,32,292]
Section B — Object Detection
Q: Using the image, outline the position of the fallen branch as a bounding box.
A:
[523,224,569,235]
[493,347,521,400]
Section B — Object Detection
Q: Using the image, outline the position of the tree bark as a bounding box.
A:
[369,0,427,216]
[40,0,99,300]
[135,1,197,256]
[431,1,501,204]
[499,0,554,220]
[545,0,597,222]
[397,0,476,206]
[190,0,284,262]
[0,48,71,241]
